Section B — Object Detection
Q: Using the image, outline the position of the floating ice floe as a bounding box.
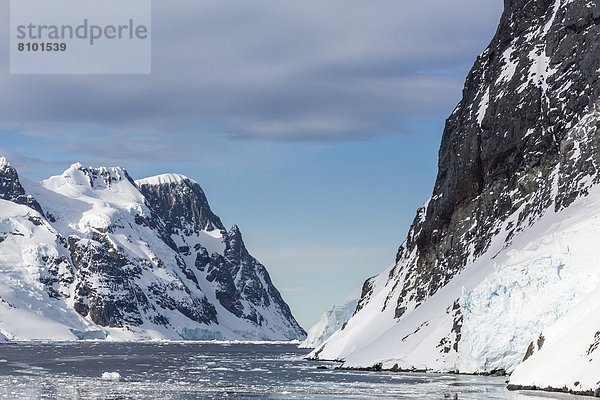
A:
[101,372,122,381]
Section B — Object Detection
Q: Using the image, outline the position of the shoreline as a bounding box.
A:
[507,384,600,398]
[0,339,303,345]
[308,356,599,398]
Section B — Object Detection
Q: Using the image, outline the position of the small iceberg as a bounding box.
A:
[101,372,122,381]
[70,329,108,340]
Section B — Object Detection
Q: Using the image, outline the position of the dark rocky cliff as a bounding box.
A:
[137,176,305,338]
[138,177,225,235]
[381,0,600,318]
[311,0,600,373]
[0,158,43,214]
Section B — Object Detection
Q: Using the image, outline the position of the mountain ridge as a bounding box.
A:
[0,159,305,341]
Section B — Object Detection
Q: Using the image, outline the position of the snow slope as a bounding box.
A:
[0,160,305,341]
[0,200,99,340]
[509,287,600,395]
[136,173,197,187]
[299,295,358,349]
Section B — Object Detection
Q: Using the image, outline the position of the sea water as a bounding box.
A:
[0,342,590,399]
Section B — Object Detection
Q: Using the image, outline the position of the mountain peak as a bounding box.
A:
[0,157,44,214]
[0,156,10,169]
[136,173,197,187]
[64,163,128,176]
[68,162,83,170]
[137,172,225,234]
[59,163,133,189]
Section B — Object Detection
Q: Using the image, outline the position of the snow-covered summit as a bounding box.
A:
[63,162,128,176]
[56,163,133,189]
[0,161,305,341]
[136,173,197,187]
[0,156,10,168]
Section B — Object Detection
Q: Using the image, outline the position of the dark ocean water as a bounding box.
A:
[0,342,588,399]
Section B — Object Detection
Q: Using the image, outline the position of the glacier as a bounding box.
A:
[299,295,358,349]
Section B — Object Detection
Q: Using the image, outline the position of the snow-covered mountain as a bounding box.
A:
[0,159,305,341]
[299,296,358,349]
[310,0,600,392]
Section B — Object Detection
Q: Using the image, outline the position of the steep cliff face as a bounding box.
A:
[137,175,305,340]
[0,157,43,214]
[310,0,600,381]
[398,0,600,317]
[0,161,305,341]
[137,174,225,235]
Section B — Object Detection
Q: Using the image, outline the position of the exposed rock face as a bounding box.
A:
[137,176,303,339]
[398,0,600,316]
[0,157,43,214]
[138,174,225,235]
[0,164,305,341]
[310,0,600,376]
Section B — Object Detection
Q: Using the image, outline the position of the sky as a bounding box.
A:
[0,0,504,329]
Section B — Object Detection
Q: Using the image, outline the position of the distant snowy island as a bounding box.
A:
[299,296,358,349]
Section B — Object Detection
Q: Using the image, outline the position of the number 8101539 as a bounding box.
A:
[17,42,67,52]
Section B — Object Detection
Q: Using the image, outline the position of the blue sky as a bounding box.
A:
[0,0,503,328]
